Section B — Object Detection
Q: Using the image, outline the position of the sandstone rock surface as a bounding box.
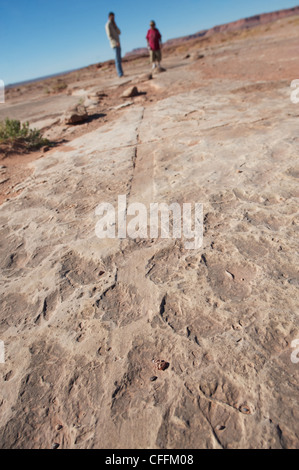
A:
[0,13,298,449]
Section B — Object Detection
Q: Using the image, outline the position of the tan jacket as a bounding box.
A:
[105,20,121,48]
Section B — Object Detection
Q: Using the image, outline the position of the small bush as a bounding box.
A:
[43,80,68,94]
[0,118,51,151]
[52,80,68,92]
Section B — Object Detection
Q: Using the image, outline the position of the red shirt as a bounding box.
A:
[146,28,161,51]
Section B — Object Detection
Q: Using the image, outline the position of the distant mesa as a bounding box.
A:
[125,5,299,58]
[124,48,149,59]
[7,5,299,87]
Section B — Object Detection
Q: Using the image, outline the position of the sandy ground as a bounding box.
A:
[0,15,298,449]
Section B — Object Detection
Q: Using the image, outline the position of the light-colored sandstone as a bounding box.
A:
[0,13,298,450]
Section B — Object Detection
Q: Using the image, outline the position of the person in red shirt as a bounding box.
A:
[146,21,163,70]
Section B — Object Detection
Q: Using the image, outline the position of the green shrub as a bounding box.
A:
[0,118,51,151]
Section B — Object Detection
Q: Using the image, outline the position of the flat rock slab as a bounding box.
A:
[0,33,298,449]
[0,94,79,123]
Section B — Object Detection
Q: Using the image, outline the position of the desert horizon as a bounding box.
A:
[5,4,299,88]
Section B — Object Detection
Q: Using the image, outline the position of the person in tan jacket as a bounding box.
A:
[105,12,124,77]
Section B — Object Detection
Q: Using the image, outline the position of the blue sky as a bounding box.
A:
[1,0,298,85]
